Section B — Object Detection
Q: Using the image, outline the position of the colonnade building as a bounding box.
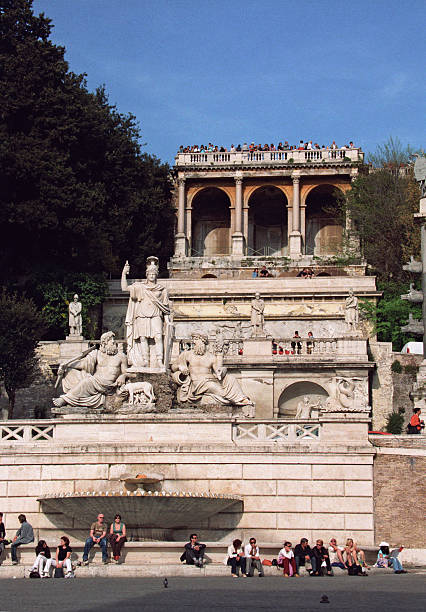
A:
[169,148,364,278]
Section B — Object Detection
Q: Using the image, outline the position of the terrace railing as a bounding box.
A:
[175,148,363,167]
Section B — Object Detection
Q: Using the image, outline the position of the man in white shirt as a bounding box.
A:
[244,537,264,577]
[328,538,345,569]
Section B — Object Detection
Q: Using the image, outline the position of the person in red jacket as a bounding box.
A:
[407,407,425,434]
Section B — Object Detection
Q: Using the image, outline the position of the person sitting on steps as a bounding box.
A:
[180,533,206,568]
[109,514,127,564]
[82,513,108,565]
[244,537,264,577]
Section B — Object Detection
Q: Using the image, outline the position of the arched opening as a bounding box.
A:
[305,185,343,256]
[201,273,217,279]
[248,186,288,256]
[278,381,329,417]
[316,272,331,277]
[191,188,231,256]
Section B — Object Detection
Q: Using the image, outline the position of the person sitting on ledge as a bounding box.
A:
[294,538,314,574]
[244,537,264,577]
[278,541,299,577]
[82,513,108,565]
[311,539,333,576]
[407,407,425,434]
[328,538,345,570]
[376,542,407,574]
[109,514,127,564]
[11,514,34,565]
[180,533,206,568]
[31,539,51,577]
[225,538,247,577]
[44,536,72,578]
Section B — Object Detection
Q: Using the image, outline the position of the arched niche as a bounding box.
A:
[278,381,329,417]
[191,188,231,256]
[305,185,343,256]
[248,186,288,256]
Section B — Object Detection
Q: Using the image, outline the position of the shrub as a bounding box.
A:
[404,364,418,376]
[385,409,405,434]
[391,360,403,373]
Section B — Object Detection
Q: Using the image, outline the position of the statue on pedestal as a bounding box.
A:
[250,293,265,337]
[53,331,127,408]
[171,333,254,416]
[121,257,172,371]
[68,294,83,338]
[344,289,359,331]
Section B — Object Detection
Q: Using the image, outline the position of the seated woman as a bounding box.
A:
[31,540,51,576]
[44,536,72,578]
[225,539,246,578]
[345,538,369,570]
[311,539,333,576]
[407,407,425,434]
[278,541,298,577]
[109,514,127,563]
[376,542,407,574]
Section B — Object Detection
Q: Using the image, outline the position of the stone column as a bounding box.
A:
[232,174,245,255]
[174,177,187,256]
[289,174,302,257]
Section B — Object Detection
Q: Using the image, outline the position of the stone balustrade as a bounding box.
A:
[175,148,363,167]
[0,419,322,445]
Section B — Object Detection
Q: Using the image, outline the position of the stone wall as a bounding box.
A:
[372,438,426,547]
[0,417,375,547]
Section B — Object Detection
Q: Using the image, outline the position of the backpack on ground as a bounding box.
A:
[29,570,40,579]
[348,564,361,575]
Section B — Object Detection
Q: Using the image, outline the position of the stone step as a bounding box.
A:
[0,563,400,579]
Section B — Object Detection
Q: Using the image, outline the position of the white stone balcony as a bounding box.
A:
[175,148,364,167]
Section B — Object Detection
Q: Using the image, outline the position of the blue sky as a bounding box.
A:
[33,0,425,164]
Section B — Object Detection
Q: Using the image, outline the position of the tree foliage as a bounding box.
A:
[0,0,174,296]
[0,289,45,418]
[360,281,422,351]
[343,167,420,283]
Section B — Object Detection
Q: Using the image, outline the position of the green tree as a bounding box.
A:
[0,0,174,295]
[360,281,422,350]
[0,289,45,418]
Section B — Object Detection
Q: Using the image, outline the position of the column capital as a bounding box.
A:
[291,175,300,184]
[178,176,186,187]
[234,176,243,185]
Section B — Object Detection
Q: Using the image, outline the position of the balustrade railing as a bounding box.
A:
[271,338,337,356]
[175,148,363,166]
[233,421,320,442]
[0,423,55,442]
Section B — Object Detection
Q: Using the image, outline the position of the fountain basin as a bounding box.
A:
[38,491,241,530]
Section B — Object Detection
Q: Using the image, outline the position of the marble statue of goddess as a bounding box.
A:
[345,289,359,331]
[121,256,171,369]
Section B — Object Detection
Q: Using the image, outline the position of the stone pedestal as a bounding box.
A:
[242,338,271,357]
[289,231,302,257]
[231,232,245,256]
[174,234,187,257]
[122,372,176,413]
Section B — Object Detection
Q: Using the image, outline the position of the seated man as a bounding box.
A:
[244,537,264,577]
[82,513,108,565]
[294,538,314,574]
[328,538,345,569]
[171,334,254,416]
[180,533,206,568]
[11,514,34,565]
[312,539,333,576]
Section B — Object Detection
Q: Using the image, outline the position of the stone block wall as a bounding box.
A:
[0,438,375,547]
[373,445,426,548]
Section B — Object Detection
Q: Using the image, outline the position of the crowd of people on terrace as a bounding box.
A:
[0,514,408,579]
[177,140,358,154]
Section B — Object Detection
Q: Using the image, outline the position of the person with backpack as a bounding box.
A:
[30,540,51,577]
[407,407,425,434]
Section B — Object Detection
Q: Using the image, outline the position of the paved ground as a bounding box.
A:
[0,574,425,612]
